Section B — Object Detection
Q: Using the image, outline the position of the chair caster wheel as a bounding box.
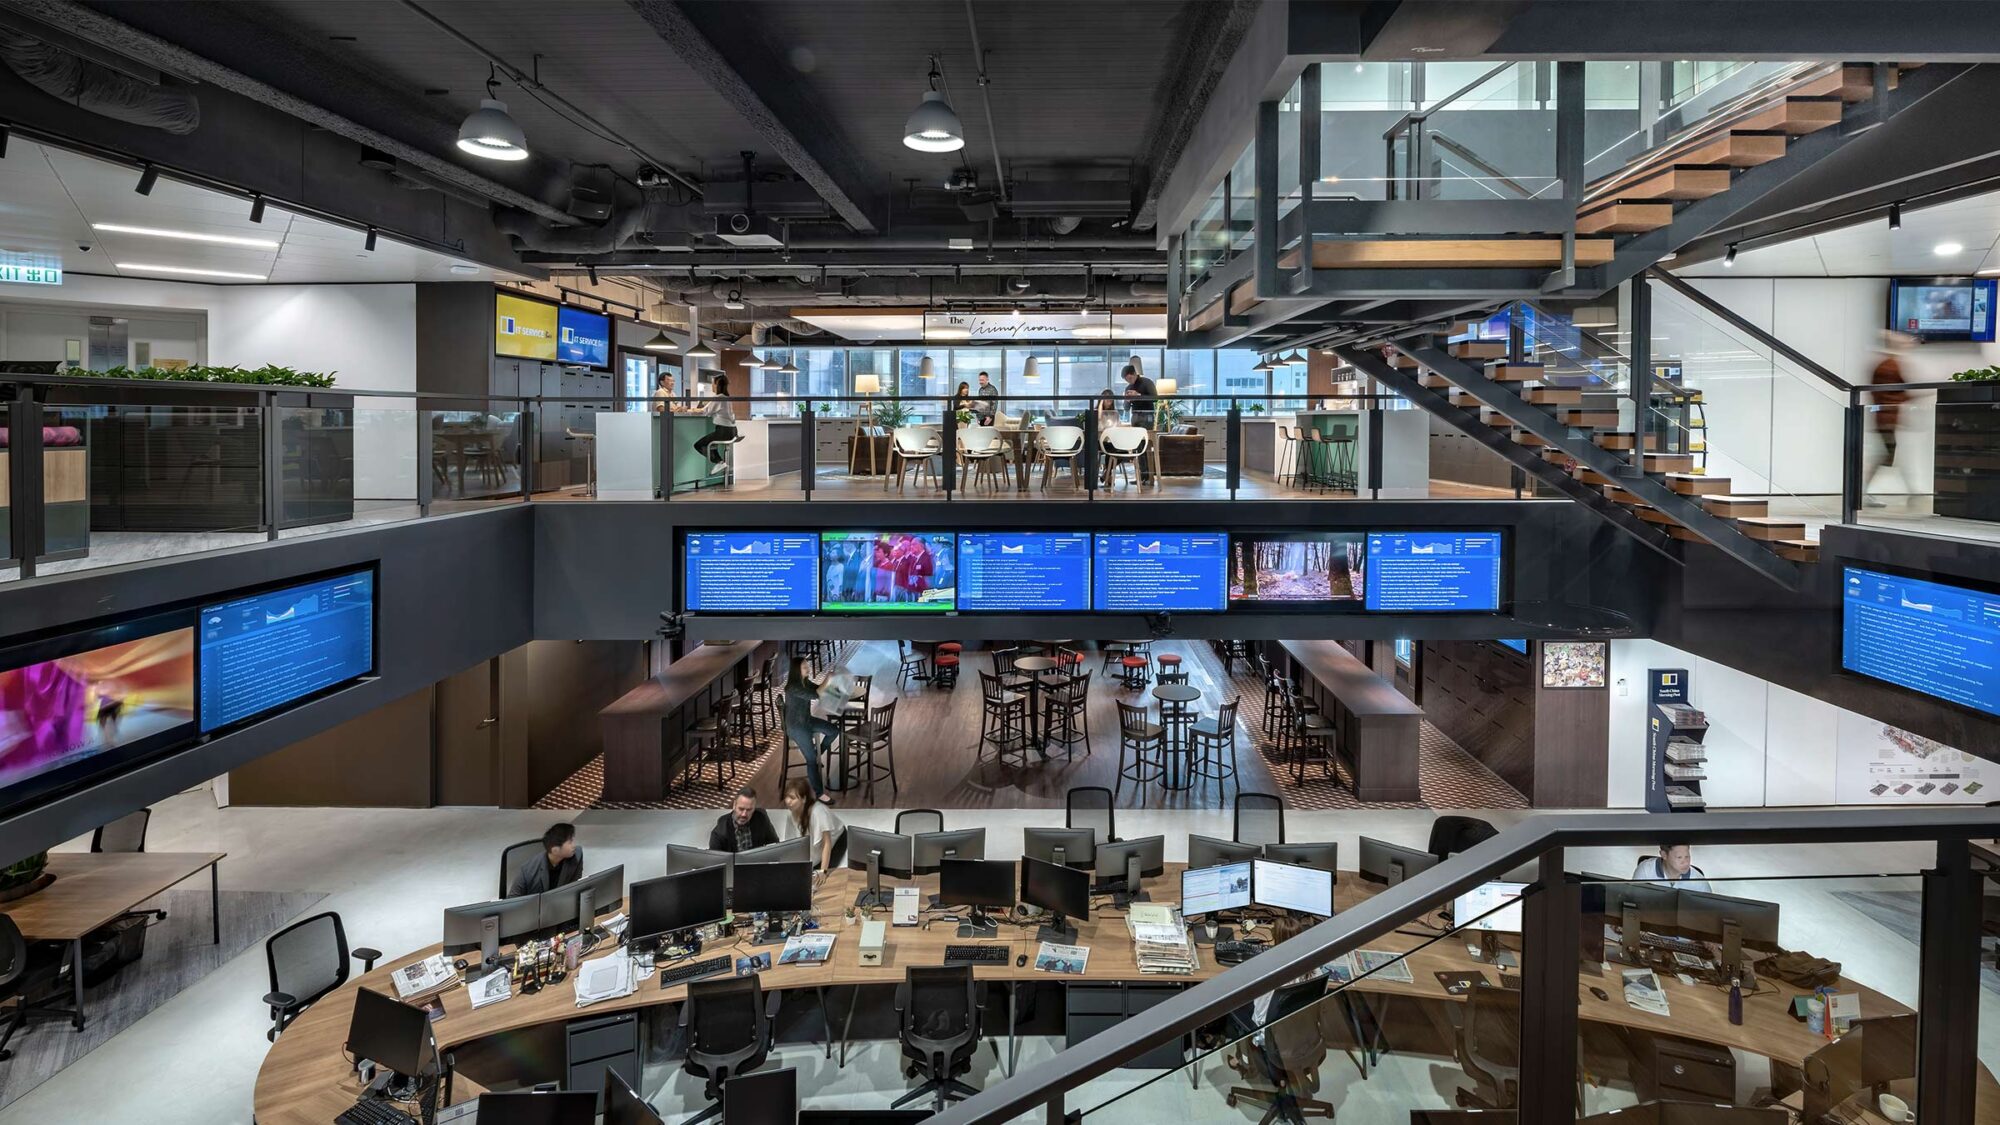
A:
[1226,1093,1238,1107]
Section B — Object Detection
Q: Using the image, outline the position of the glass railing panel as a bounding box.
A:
[1977,846,2000,1125]
[0,400,13,574]
[1574,866,1926,1123]
[344,397,421,528]
[1856,381,1991,542]
[1075,883,1537,1121]
[425,403,525,506]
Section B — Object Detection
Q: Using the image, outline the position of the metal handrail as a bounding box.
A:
[1644,267,1851,394]
[928,806,2000,1125]
[1429,131,1536,199]
[1379,61,1517,141]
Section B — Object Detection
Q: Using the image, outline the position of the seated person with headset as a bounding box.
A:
[1632,842,1712,892]
[508,822,584,897]
[708,785,781,853]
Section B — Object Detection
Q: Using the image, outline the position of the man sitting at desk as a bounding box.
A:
[708,785,780,853]
[508,822,584,897]
[1632,842,1711,891]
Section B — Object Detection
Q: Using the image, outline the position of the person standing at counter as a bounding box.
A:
[693,372,737,474]
[649,371,678,415]
[784,655,842,802]
[1121,363,1157,483]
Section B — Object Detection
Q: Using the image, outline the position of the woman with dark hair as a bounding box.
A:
[782,655,841,802]
[692,372,737,473]
[953,380,974,419]
[782,777,846,880]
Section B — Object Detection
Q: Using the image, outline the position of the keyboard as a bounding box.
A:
[337,1101,418,1125]
[658,955,732,989]
[944,944,1010,965]
[1638,930,1707,956]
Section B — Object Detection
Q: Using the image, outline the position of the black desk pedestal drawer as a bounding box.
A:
[1632,1030,1734,1104]
[1065,983,1187,1070]
[567,1011,640,1108]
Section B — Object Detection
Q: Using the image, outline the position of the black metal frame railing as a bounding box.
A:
[927,807,2000,1125]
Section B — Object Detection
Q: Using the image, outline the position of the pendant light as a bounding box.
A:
[457,66,530,162]
[1021,356,1043,381]
[1281,350,1307,365]
[642,330,675,351]
[686,338,719,360]
[778,356,799,375]
[1252,355,1277,372]
[903,56,965,153]
[917,355,937,380]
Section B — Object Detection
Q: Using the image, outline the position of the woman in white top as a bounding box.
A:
[693,372,738,473]
[782,778,846,882]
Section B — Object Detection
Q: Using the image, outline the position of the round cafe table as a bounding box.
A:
[1150,682,1202,790]
[1012,655,1060,755]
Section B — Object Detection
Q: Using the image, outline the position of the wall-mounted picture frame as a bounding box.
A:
[1541,641,1607,689]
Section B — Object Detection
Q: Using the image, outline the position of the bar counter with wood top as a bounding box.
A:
[597,640,776,802]
[1279,639,1424,801]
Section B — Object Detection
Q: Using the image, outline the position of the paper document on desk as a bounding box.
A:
[779,933,835,965]
[573,953,636,1008]
[1035,942,1089,975]
[468,968,511,1010]
[392,954,457,1000]
[1128,903,1175,927]
[1621,968,1671,1017]
[1355,949,1414,984]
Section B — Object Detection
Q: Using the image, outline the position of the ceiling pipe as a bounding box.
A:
[962,0,1008,204]
[0,27,199,133]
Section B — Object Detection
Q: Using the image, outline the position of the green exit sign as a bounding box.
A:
[0,263,62,286]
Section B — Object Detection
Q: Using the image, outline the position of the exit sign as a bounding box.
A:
[0,263,62,286]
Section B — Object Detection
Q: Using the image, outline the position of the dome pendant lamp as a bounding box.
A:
[903,57,966,153]
[457,67,529,162]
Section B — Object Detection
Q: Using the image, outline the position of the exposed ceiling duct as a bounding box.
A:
[644,275,1168,309]
[495,186,704,255]
[0,28,199,133]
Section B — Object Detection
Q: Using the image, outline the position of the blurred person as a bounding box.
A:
[1863,330,1913,508]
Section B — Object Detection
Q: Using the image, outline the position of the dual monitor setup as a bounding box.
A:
[683,528,1507,615]
[442,864,628,968]
[1589,877,1782,980]
[0,566,377,817]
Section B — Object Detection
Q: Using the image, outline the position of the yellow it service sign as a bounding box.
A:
[496,293,558,360]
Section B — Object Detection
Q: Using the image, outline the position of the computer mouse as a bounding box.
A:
[1590,986,1609,1002]
[1015,954,1027,967]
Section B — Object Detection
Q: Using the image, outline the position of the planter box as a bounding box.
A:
[1935,384,2000,522]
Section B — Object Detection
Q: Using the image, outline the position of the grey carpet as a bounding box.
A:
[1832,888,2000,997]
[0,887,324,1111]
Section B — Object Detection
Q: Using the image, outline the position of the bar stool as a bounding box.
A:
[931,649,961,689]
[1275,424,1298,484]
[1298,429,1330,493]
[897,641,930,690]
[1101,640,1132,674]
[1117,654,1151,691]
[1289,706,1341,788]
[978,671,1030,768]
[1114,700,1165,800]
[701,430,749,490]
[684,696,740,791]
[847,698,899,798]
[1328,434,1357,492]
[1189,697,1241,795]
[1155,652,1183,682]
[1043,671,1092,760]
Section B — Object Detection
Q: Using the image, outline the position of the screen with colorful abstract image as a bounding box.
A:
[819,531,957,612]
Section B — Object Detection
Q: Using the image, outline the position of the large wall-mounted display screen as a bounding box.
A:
[959,533,1091,612]
[1092,532,1228,612]
[1364,531,1504,612]
[820,532,957,612]
[495,292,559,360]
[1841,565,2000,718]
[1888,278,1998,342]
[684,532,820,613]
[199,570,376,732]
[556,306,611,368]
[0,619,195,812]
[1228,532,1365,605]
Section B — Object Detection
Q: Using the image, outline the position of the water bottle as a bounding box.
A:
[1728,976,1743,1026]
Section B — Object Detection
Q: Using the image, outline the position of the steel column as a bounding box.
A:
[7,383,42,576]
[1550,61,1585,289]
[1255,99,1280,299]
[1629,274,1652,469]
[1918,839,1981,1125]
[1291,64,1321,296]
[1842,390,1864,522]
[416,405,434,518]
[800,401,816,501]
[1517,849,1581,1124]
[1225,402,1241,498]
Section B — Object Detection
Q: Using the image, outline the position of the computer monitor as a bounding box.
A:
[1596,877,1679,963]
[537,864,625,932]
[629,866,728,944]
[1675,888,1780,977]
[1021,855,1089,944]
[475,1090,598,1125]
[845,826,914,909]
[1252,859,1335,917]
[1856,1012,1918,1086]
[442,894,542,961]
[1022,826,1096,870]
[1188,834,1262,870]
[739,836,811,866]
[1261,841,1337,874]
[725,1067,797,1125]
[1453,880,1526,934]
[940,858,1016,937]
[1180,861,1252,922]
[604,1067,665,1125]
[1093,834,1165,904]
[1358,837,1438,886]
[732,861,814,916]
[911,827,987,875]
[667,843,733,877]
[347,987,433,1079]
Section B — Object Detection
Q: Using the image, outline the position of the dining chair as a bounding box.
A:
[1040,425,1085,490]
[1101,425,1150,489]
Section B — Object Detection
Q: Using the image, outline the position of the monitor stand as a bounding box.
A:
[479,915,502,972]
[575,887,596,938]
[1720,916,1743,980]
[1620,902,1642,964]
[1113,856,1150,909]
[1036,914,1077,946]
[855,852,892,910]
[957,908,999,940]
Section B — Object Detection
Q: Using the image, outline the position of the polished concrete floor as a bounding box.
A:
[4,788,1993,1125]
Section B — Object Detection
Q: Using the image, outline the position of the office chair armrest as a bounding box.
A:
[351,947,382,971]
[262,990,297,1011]
[894,982,910,1012]
[765,991,783,1019]
[677,1002,692,1030]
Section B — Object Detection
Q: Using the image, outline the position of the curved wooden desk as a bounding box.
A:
[252,865,1940,1124]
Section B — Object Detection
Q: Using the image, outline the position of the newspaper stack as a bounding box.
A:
[1128,908,1201,975]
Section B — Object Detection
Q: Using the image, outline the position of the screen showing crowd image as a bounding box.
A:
[1228,532,1366,604]
[820,531,958,612]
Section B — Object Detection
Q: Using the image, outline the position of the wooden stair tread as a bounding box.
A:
[1667,525,1705,543]
[1451,340,1507,360]
[1734,516,1808,541]
[1642,452,1695,471]
[1703,496,1769,517]
[1664,472,1729,495]
[1278,238,1616,270]
[1576,201,1675,235]
[1589,131,1784,202]
[1521,387,1583,405]
[1736,96,1843,135]
[1514,430,1552,448]
[1618,164,1733,202]
[1487,363,1545,382]
[1637,507,1681,526]
[1773,538,1820,561]
[1560,411,1621,428]
[1595,433,1662,451]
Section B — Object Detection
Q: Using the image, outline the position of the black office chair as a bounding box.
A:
[500,838,544,898]
[893,965,982,1111]
[1234,792,1286,847]
[1227,974,1333,1123]
[1428,815,1500,864]
[681,974,781,1125]
[1065,785,1117,844]
[895,809,945,836]
[91,808,151,853]
[1453,984,1522,1110]
[0,914,74,1059]
[261,911,380,1042]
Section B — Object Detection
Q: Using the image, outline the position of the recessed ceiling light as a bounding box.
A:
[449,264,480,276]
[1935,241,1964,256]
[947,237,975,251]
[116,263,268,280]
[92,223,280,249]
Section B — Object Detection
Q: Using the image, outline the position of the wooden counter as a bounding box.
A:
[1280,639,1423,801]
[598,641,772,801]
[252,864,1964,1125]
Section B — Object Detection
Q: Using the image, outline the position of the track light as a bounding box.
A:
[1888,201,1902,230]
[903,56,965,153]
[364,226,378,252]
[457,66,530,162]
[1723,244,1737,267]
[586,265,599,285]
[249,193,266,223]
[135,163,159,195]
[724,289,746,310]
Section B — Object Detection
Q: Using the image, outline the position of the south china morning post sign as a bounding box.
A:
[0,261,62,286]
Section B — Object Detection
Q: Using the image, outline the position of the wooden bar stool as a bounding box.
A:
[1117,653,1151,691]
[978,671,1030,768]
[931,643,963,689]
[1154,652,1183,682]
[1114,700,1165,800]
[1190,697,1241,795]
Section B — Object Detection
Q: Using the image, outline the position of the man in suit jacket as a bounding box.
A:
[708,785,780,852]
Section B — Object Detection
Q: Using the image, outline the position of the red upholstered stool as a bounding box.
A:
[1156,653,1182,672]
[937,642,963,654]
[1118,654,1151,690]
[931,652,961,689]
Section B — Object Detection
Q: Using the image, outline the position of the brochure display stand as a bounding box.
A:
[1644,668,1707,813]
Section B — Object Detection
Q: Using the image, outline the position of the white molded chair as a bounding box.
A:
[1101,425,1151,488]
[891,425,942,492]
[1040,425,1085,489]
[959,425,1006,492]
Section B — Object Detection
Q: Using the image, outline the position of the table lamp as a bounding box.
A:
[854,373,881,424]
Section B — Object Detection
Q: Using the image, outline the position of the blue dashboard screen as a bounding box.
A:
[1091,533,1229,612]
[199,570,374,731]
[1842,566,2000,717]
[959,533,1091,611]
[684,532,820,613]
[1364,531,1504,612]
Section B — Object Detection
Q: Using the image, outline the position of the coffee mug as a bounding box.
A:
[1878,1092,1912,1122]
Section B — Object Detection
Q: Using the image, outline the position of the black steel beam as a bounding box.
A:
[1130,0,1261,233]
[1917,841,1981,1124]
[1518,852,1582,1124]
[525,250,1164,270]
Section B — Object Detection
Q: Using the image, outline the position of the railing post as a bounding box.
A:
[416,403,434,518]
[800,397,815,501]
[1629,273,1652,470]
[1842,389,1864,522]
[1082,410,1099,498]
[518,400,536,499]
[942,403,957,497]
[1517,848,1580,1124]
[1918,839,1980,1125]
[659,398,674,501]
[1225,401,1241,499]
[8,382,42,577]
[262,388,282,540]
[1366,405,1383,499]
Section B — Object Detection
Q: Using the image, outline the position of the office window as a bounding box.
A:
[1215,350,1267,411]
[622,353,654,414]
[764,348,846,418]
[744,350,792,416]
[1005,349,1058,424]
[1162,350,1215,414]
[899,349,947,422]
[1058,348,1114,417]
[848,348,896,424]
[1273,360,1309,412]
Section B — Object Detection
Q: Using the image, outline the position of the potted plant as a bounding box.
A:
[0,850,53,903]
[872,400,913,430]
[1950,365,2000,382]
[1247,402,1267,415]
[1943,364,2000,404]
[954,407,974,427]
[87,363,337,387]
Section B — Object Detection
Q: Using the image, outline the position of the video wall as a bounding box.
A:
[0,567,378,815]
[682,530,1506,615]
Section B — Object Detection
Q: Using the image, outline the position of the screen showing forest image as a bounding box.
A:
[1228,533,1366,604]
[0,627,196,802]
[820,532,957,612]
